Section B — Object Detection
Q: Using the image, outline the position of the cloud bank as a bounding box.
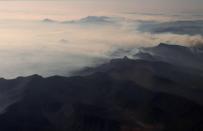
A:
[0,15,203,78]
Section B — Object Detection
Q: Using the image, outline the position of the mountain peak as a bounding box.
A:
[157,43,189,50]
[157,43,172,47]
[79,16,111,24]
[123,56,129,60]
[42,18,56,23]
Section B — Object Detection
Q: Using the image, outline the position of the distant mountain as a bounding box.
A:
[138,20,203,36]
[41,16,116,26]
[62,16,115,25]
[135,43,203,71]
[42,18,57,23]
[0,56,202,131]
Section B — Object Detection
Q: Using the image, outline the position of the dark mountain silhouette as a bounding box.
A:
[135,43,203,71]
[0,55,202,131]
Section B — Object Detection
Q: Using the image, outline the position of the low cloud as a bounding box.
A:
[0,16,203,78]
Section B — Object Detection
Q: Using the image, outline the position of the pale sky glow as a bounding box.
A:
[0,0,202,20]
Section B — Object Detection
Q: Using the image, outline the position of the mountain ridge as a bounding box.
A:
[0,43,202,131]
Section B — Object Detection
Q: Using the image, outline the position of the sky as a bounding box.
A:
[0,0,202,20]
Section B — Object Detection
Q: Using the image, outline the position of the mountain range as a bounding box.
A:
[0,43,202,131]
[42,16,115,26]
[137,20,203,36]
[135,43,203,71]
